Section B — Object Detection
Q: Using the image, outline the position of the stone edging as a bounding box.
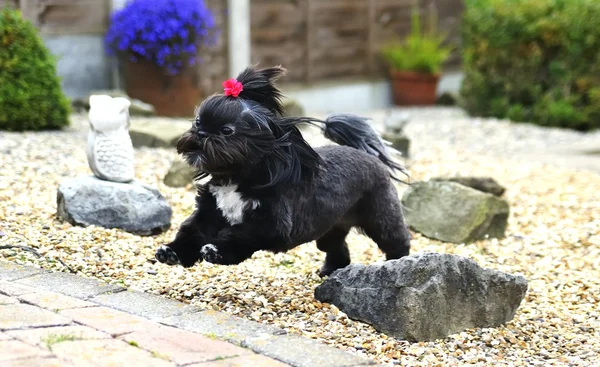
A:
[0,261,381,367]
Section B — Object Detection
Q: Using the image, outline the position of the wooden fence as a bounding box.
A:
[5,0,463,90]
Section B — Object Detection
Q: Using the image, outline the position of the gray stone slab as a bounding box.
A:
[161,310,283,345]
[161,310,376,367]
[0,262,47,281]
[91,290,199,321]
[246,334,376,367]
[16,273,124,300]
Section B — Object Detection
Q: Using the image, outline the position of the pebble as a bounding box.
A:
[1,109,599,366]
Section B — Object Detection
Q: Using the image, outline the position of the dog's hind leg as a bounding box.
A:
[316,226,351,277]
[358,184,411,260]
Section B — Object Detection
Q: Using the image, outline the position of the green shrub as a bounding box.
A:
[0,6,70,131]
[381,6,453,74]
[460,0,600,131]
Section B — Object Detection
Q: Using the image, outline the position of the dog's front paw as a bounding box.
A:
[155,245,180,266]
[201,244,223,264]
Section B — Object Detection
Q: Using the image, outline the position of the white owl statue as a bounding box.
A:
[86,95,135,183]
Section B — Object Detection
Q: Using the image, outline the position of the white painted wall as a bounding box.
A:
[227,0,251,77]
[282,72,464,114]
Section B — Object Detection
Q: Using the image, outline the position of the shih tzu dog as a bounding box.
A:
[155,65,412,277]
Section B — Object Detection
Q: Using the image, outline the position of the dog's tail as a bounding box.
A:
[318,113,409,184]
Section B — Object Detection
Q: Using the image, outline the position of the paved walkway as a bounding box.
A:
[0,262,379,367]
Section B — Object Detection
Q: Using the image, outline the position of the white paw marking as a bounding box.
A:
[201,244,218,255]
[209,182,260,225]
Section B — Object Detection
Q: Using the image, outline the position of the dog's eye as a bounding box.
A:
[194,118,200,127]
[220,126,234,136]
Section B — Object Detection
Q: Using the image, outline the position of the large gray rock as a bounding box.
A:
[57,176,172,236]
[163,159,197,188]
[431,176,506,197]
[314,253,528,342]
[401,181,509,244]
[129,120,189,148]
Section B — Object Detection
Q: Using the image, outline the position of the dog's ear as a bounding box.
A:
[236,65,286,116]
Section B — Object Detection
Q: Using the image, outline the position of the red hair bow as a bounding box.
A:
[223,78,243,97]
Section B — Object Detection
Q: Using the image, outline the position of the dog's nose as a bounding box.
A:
[197,130,208,139]
[155,246,180,265]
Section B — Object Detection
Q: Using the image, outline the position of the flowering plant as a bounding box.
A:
[104,0,217,75]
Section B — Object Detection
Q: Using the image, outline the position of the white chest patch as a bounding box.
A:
[209,183,260,225]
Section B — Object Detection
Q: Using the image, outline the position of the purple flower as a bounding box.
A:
[104,0,218,75]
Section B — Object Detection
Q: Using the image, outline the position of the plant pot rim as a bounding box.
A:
[389,69,441,79]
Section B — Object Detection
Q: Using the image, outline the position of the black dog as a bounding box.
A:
[155,66,412,276]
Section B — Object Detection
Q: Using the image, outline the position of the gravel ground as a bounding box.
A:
[1,107,599,366]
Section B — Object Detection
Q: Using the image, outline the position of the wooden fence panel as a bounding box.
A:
[197,0,230,93]
[250,0,307,82]
[250,0,463,84]
[18,0,110,34]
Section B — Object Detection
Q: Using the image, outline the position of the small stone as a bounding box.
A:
[163,159,196,188]
[281,99,305,117]
[314,253,528,342]
[382,133,410,158]
[56,175,172,236]
[401,181,509,243]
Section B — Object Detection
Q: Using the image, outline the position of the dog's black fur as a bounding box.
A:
[155,65,412,276]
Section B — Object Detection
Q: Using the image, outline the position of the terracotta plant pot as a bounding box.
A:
[121,59,202,117]
[389,70,440,106]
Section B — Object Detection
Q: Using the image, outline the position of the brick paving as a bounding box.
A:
[0,262,380,367]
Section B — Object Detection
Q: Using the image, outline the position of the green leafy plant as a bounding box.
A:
[460,0,600,131]
[0,6,70,131]
[381,6,453,74]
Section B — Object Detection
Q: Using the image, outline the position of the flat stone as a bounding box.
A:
[57,175,172,236]
[90,290,198,321]
[59,307,158,336]
[51,339,174,367]
[0,262,46,281]
[430,176,506,196]
[401,181,510,244]
[0,294,17,305]
[16,272,124,300]
[162,310,375,367]
[314,253,529,342]
[0,281,39,297]
[188,354,291,367]
[0,340,51,362]
[129,120,189,148]
[119,325,251,365]
[0,304,71,330]
[0,357,75,367]
[7,325,110,350]
[19,291,95,311]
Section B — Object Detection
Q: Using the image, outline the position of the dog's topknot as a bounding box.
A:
[234,65,287,116]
